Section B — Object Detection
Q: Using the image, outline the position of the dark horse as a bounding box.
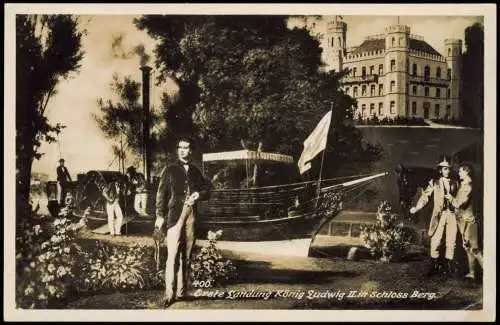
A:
[394,164,439,215]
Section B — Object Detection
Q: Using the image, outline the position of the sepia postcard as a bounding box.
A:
[4,3,496,322]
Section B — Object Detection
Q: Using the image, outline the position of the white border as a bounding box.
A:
[4,3,496,322]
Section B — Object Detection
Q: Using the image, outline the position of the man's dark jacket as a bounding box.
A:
[155,160,212,230]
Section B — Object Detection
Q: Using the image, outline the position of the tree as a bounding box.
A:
[460,22,484,128]
[93,74,163,173]
[134,15,381,180]
[16,15,85,217]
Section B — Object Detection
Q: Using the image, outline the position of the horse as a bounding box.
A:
[394,164,439,215]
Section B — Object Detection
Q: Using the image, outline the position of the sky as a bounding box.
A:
[29,14,483,179]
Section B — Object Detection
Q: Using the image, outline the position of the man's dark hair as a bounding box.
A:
[177,135,195,150]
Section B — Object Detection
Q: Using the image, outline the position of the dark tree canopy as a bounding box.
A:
[133,15,381,179]
[460,22,484,129]
[16,15,85,215]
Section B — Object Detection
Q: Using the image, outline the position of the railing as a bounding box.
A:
[341,74,378,84]
[408,75,450,86]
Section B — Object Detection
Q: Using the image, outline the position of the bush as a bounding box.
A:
[76,243,162,293]
[190,230,237,285]
[16,206,84,308]
[360,201,413,262]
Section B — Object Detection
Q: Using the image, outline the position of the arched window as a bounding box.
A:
[447,88,451,98]
[390,80,395,92]
[424,87,429,97]
[448,48,451,56]
[353,87,358,97]
[338,37,341,47]
[424,66,430,81]
[412,85,417,95]
[331,37,334,47]
[436,88,441,98]
[370,85,375,96]
[391,37,395,47]
[436,67,442,79]
[390,59,396,72]
[352,67,357,77]
[447,68,452,80]
[362,67,366,77]
[412,64,417,76]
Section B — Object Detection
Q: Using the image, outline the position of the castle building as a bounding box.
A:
[321,16,462,120]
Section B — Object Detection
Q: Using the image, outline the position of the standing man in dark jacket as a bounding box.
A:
[154,137,212,307]
[56,158,72,205]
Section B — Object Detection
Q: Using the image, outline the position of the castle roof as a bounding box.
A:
[349,37,442,57]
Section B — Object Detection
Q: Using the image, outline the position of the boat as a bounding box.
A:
[44,64,388,257]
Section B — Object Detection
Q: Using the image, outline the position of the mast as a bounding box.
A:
[140,65,152,184]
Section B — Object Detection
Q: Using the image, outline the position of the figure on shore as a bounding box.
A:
[410,154,459,277]
[56,158,72,206]
[445,164,483,280]
[125,166,147,217]
[154,136,212,307]
[102,180,124,236]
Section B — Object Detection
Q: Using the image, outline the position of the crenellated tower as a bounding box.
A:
[324,16,347,72]
[444,39,462,119]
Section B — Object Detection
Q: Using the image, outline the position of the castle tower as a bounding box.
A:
[384,24,410,117]
[445,39,462,119]
[324,16,347,72]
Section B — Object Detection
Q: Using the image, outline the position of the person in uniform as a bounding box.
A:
[154,137,212,307]
[445,164,483,280]
[102,180,124,236]
[410,154,459,276]
[56,158,72,206]
[125,166,147,217]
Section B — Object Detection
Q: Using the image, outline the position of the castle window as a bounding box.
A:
[390,101,395,114]
[436,88,441,98]
[338,37,341,47]
[447,68,452,80]
[331,37,334,47]
[378,84,384,96]
[390,81,395,92]
[362,67,366,78]
[370,85,375,96]
[353,87,358,97]
[378,102,383,115]
[435,104,440,118]
[370,103,375,116]
[391,37,395,47]
[446,104,451,117]
[412,64,417,76]
[378,64,383,75]
[412,85,417,95]
[448,48,451,56]
[424,87,429,97]
[362,85,367,96]
[352,67,357,77]
[436,67,442,79]
[370,66,374,75]
[412,102,417,115]
[423,102,430,119]
[447,88,451,98]
[390,59,396,72]
[424,66,430,81]
[362,104,366,116]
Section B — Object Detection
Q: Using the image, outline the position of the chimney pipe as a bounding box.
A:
[140,65,152,185]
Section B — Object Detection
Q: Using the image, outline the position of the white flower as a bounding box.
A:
[24,286,35,295]
[33,225,42,235]
[57,266,67,277]
[47,264,56,273]
[47,285,57,295]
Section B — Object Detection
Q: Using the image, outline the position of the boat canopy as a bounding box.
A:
[202,150,294,164]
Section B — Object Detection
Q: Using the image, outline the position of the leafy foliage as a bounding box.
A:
[190,230,238,285]
[460,22,484,129]
[16,205,84,308]
[360,201,414,262]
[353,115,428,126]
[16,15,85,218]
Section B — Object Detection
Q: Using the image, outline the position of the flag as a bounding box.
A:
[297,110,332,174]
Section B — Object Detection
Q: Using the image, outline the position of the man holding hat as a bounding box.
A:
[410,154,459,277]
[56,158,72,206]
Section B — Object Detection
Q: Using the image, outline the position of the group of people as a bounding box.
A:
[409,154,483,281]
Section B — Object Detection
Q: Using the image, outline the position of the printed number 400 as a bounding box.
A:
[192,280,214,288]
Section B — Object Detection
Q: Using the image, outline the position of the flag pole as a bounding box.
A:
[315,102,334,207]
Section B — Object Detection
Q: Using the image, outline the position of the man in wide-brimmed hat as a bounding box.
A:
[56,158,72,206]
[410,154,459,277]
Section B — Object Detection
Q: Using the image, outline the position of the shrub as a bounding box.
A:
[190,230,237,285]
[16,205,84,308]
[360,201,413,262]
[76,243,155,293]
